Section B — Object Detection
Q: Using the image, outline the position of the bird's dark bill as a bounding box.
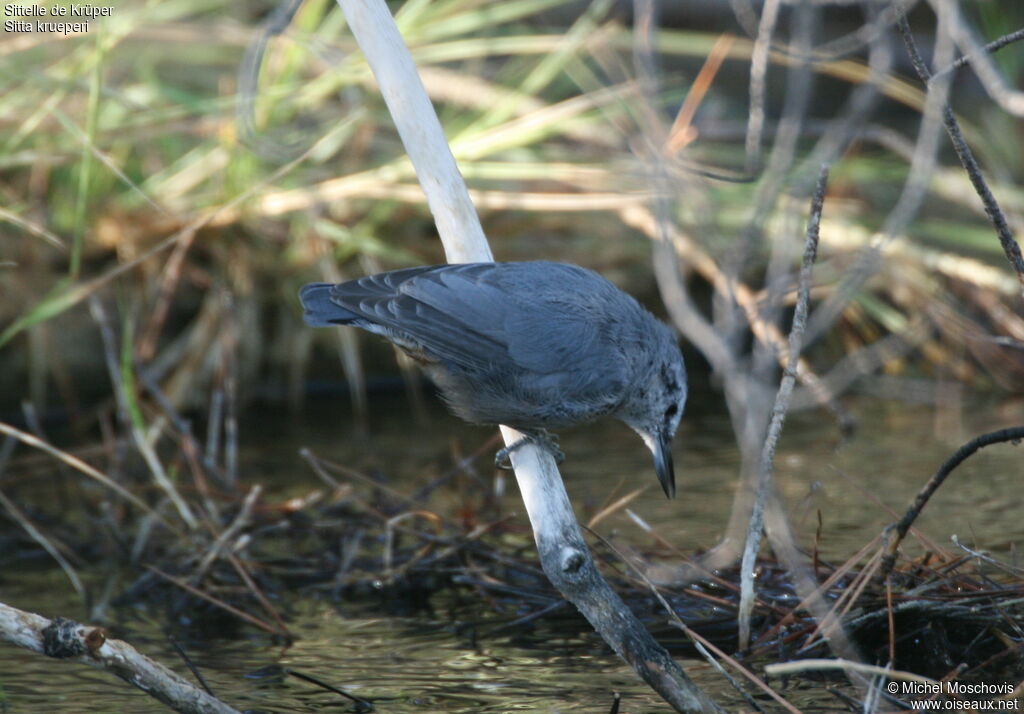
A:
[655,432,675,499]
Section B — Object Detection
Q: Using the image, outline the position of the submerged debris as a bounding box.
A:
[1,431,1020,698]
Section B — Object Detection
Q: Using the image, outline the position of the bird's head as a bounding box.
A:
[621,350,687,499]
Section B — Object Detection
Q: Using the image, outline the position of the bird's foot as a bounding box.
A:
[494,430,565,470]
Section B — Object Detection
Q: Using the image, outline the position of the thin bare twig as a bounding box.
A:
[878,425,1024,581]
[932,27,1024,80]
[0,488,85,601]
[145,565,287,637]
[0,421,177,532]
[744,0,781,174]
[90,297,198,530]
[665,34,735,154]
[586,528,798,714]
[927,0,1024,117]
[805,9,956,344]
[286,669,374,709]
[738,164,828,649]
[951,535,1024,578]
[765,658,935,686]
[896,12,1024,297]
[194,485,261,580]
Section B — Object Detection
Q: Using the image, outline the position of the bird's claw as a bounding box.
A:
[494,430,565,470]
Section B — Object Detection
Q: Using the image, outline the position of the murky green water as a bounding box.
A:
[1,392,1021,712]
[258,390,1024,563]
[0,582,702,712]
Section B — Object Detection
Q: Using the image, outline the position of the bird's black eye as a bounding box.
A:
[664,404,678,421]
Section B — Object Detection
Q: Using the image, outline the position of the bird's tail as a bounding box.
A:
[298,283,358,327]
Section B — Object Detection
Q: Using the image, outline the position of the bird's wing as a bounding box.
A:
[327,264,505,369]
[328,263,628,392]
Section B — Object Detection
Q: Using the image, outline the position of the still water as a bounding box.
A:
[1,391,1021,712]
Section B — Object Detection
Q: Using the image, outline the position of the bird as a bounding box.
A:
[299,261,687,498]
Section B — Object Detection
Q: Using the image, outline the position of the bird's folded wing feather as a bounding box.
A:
[328,264,627,394]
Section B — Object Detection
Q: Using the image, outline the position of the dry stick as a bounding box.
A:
[589,532,799,714]
[330,1,721,711]
[728,0,760,40]
[285,669,373,710]
[744,0,780,174]
[766,658,938,687]
[166,635,214,697]
[748,1,817,233]
[886,578,896,665]
[136,366,221,521]
[222,293,239,490]
[383,510,442,580]
[715,2,793,392]
[951,534,1024,578]
[131,409,199,531]
[765,540,868,691]
[628,0,755,479]
[585,486,647,531]
[748,533,883,654]
[0,602,241,714]
[224,551,292,640]
[927,0,1024,117]
[878,425,1024,582]
[194,485,261,581]
[811,0,914,62]
[805,8,956,346]
[682,623,799,714]
[0,488,86,601]
[729,0,913,64]
[797,549,883,655]
[89,297,198,530]
[0,205,66,252]
[931,27,1024,81]
[665,33,735,154]
[0,421,177,533]
[738,165,828,650]
[896,13,1024,298]
[794,1,892,203]
[145,566,285,637]
[745,2,817,424]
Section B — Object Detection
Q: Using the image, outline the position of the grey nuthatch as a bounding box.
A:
[300,261,687,498]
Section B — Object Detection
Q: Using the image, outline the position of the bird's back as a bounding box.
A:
[300,261,668,429]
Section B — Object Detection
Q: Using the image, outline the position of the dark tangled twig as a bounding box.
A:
[878,425,1024,581]
[896,13,1024,297]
